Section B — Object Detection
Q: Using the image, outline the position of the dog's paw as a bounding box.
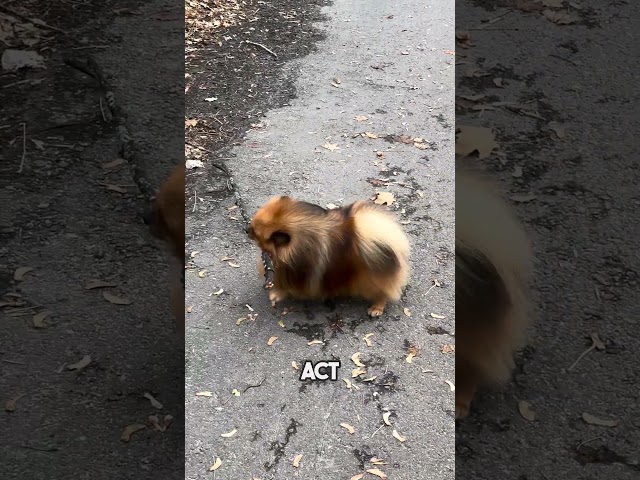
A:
[268,289,285,307]
[367,303,385,317]
[455,401,470,421]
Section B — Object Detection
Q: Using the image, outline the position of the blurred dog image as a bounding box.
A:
[455,170,533,420]
[144,162,185,330]
[248,196,410,317]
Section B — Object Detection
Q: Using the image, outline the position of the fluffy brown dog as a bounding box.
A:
[248,196,410,317]
[455,170,533,420]
[144,162,185,330]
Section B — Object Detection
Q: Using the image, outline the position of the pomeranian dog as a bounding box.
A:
[247,196,410,317]
[144,162,185,330]
[455,169,533,420]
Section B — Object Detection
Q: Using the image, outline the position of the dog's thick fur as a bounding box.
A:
[455,170,533,420]
[248,196,410,317]
[144,162,185,330]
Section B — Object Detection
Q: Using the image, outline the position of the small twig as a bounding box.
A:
[0,6,66,33]
[17,122,26,173]
[245,40,278,58]
[576,436,602,451]
[20,444,59,452]
[242,376,267,393]
[371,423,385,438]
[2,359,27,365]
[568,344,595,371]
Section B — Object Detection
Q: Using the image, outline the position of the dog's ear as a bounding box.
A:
[270,230,290,247]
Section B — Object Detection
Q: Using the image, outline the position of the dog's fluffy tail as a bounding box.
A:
[456,171,533,382]
[351,203,410,299]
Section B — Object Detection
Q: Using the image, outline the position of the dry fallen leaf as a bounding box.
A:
[403,307,411,317]
[67,355,91,371]
[445,380,455,391]
[85,279,118,290]
[370,457,386,465]
[456,125,499,159]
[267,336,278,346]
[363,376,377,382]
[383,412,392,426]
[195,391,213,397]
[292,453,303,468]
[373,192,395,206]
[231,389,241,396]
[102,291,132,305]
[323,143,340,152]
[120,423,147,442]
[102,158,125,169]
[185,118,198,127]
[221,428,238,438]
[392,429,407,442]
[591,333,605,350]
[351,352,365,367]
[518,400,536,421]
[405,353,415,363]
[209,458,222,471]
[430,312,445,319]
[144,392,163,409]
[367,467,388,479]
[441,344,455,354]
[32,311,50,329]
[354,115,368,122]
[363,333,374,347]
[13,267,34,281]
[352,368,367,378]
[343,378,353,389]
[308,340,324,346]
[340,423,355,434]
[227,262,240,268]
[511,194,537,203]
[364,132,379,139]
[350,475,365,480]
[582,412,619,427]
[543,9,579,25]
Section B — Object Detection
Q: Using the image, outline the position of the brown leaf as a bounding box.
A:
[456,125,499,159]
[292,453,303,468]
[323,143,340,151]
[102,158,125,169]
[267,336,278,346]
[13,267,34,281]
[352,367,367,378]
[209,458,222,471]
[85,279,118,290]
[350,475,365,480]
[308,339,324,346]
[430,312,445,319]
[185,118,198,127]
[518,400,536,421]
[120,423,147,442]
[102,291,132,305]
[367,468,388,479]
[370,457,386,465]
[340,423,355,434]
[354,115,368,122]
[543,9,579,25]
[363,333,374,347]
[32,310,50,329]
[581,412,619,427]
[403,307,411,317]
[372,192,395,206]
[351,352,365,367]
[441,344,455,354]
[143,392,163,409]
[67,355,91,371]
[392,429,407,442]
[364,132,379,139]
[383,412,392,426]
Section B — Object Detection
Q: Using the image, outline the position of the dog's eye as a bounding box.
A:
[270,231,290,246]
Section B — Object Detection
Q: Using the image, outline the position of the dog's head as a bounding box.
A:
[247,196,329,268]
[145,163,185,261]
